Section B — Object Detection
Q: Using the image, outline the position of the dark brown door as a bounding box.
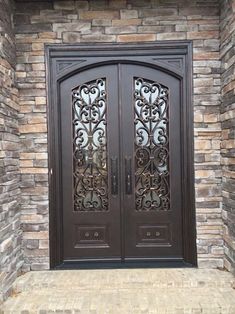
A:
[120,65,182,260]
[59,63,183,263]
[60,65,121,261]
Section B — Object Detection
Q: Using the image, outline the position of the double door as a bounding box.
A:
[60,63,183,263]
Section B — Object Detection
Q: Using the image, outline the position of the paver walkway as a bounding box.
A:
[1,268,235,313]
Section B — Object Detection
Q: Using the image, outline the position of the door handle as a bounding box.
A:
[111,157,118,195]
[125,157,132,195]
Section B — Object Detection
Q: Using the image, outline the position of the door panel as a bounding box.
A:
[120,64,182,260]
[59,63,184,263]
[60,65,121,261]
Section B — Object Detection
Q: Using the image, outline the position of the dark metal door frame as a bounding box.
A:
[46,41,197,269]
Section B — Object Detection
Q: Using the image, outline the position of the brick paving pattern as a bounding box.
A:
[1,269,235,313]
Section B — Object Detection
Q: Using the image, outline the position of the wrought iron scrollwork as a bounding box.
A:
[72,78,108,212]
[134,78,170,211]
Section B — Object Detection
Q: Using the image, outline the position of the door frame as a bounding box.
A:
[46,41,197,269]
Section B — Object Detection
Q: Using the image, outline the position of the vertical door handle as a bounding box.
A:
[125,157,132,195]
[111,157,118,195]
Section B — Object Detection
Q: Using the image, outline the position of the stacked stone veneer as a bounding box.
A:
[220,0,235,274]
[12,0,224,271]
[2,0,235,302]
[0,0,23,302]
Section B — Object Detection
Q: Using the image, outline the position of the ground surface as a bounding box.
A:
[1,268,235,313]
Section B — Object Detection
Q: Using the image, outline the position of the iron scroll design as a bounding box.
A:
[72,78,108,212]
[134,78,170,211]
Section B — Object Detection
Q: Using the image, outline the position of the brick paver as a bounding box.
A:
[1,268,235,313]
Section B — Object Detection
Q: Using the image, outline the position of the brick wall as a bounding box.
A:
[220,0,235,273]
[13,0,223,270]
[0,0,23,302]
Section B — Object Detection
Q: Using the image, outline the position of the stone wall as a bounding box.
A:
[13,0,223,270]
[220,0,235,273]
[0,0,22,302]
